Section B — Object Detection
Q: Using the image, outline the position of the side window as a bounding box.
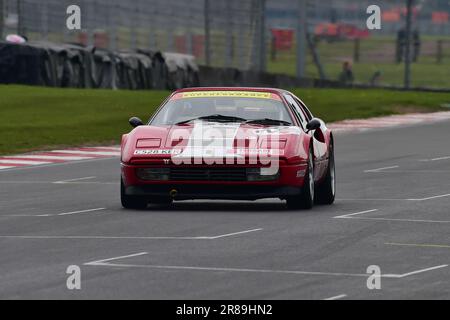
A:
[294,97,313,121]
[284,94,308,130]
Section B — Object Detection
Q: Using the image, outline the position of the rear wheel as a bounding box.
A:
[315,142,336,205]
[121,179,148,209]
[286,147,314,210]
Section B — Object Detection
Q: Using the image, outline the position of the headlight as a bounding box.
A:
[246,168,279,181]
[136,168,170,181]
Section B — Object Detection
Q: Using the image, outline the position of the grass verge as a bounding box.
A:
[0,85,449,155]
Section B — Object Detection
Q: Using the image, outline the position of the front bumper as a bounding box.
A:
[124,184,302,200]
[121,162,306,200]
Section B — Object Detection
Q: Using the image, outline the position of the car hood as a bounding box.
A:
[122,122,306,163]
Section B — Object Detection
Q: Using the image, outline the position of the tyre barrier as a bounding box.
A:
[0,41,200,90]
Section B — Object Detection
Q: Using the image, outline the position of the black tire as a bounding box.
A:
[315,142,336,205]
[121,179,148,209]
[286,147,314,210]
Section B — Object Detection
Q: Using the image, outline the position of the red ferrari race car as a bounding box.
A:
[120,87,335,210]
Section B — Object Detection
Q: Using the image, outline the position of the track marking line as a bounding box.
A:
[339,217,450,224]
[431,156,450,161]
[53,176,97,184]
[364,166,399,173]
[338,193,450,202]
[334,208,450,224]
[0,228,263,240]
[409,193,450,201]
[57,208,106,216]
[391,265,448,278]
[207,228,263,239]
[386,242,450,249]
[334,216,450,223]
[2,208,106,218]
[83,252,448,279]
[85,252,148,266]
[334,209,378,219]
[324,294,347,300]
[420,156,450,162]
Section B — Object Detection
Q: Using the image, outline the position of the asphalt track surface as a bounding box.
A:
[1,120,449,300]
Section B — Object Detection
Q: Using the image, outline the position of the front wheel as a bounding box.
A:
[286,147,314,210]
[315,142,336,205]
[121,179,148,209]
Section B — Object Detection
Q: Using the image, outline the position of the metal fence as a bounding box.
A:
[1,0,450,88]
[0,0,266,71]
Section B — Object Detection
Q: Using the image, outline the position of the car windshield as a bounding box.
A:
[150,91,293,126]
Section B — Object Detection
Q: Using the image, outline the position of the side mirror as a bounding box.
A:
[129,117,144,128]
[306,118,321,132]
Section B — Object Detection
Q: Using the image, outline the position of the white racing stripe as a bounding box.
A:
[0,166,16,170]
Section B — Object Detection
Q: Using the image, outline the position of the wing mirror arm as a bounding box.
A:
[129,117,144,128]
[306,118,321,133]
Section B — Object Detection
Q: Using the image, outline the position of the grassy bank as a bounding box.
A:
[267,36,450,89]
[0,85,449,155]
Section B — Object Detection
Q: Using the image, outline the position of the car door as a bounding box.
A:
[284,94,323,180]
[287,94,328,180]
[294,96,329,179]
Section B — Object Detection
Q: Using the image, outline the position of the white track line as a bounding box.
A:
[420,156,450,162]
[364,166,399,173]
[410,193,450,201]
[3,208,106,218]
[333,209,450,223]
[83,252,448,279]
[57,208,106,216]
[386,242,450,249]
[394,265,448,278]
[340,217,450,224]
[338,193,450,202]
[208,228,263,239]
[85,252,148,266]
[334,209,378,219]
[0,166,16,170]
[0,228,263,240]
[431,156,450,161]
[324,294,347,300]
[53,176,97,184]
